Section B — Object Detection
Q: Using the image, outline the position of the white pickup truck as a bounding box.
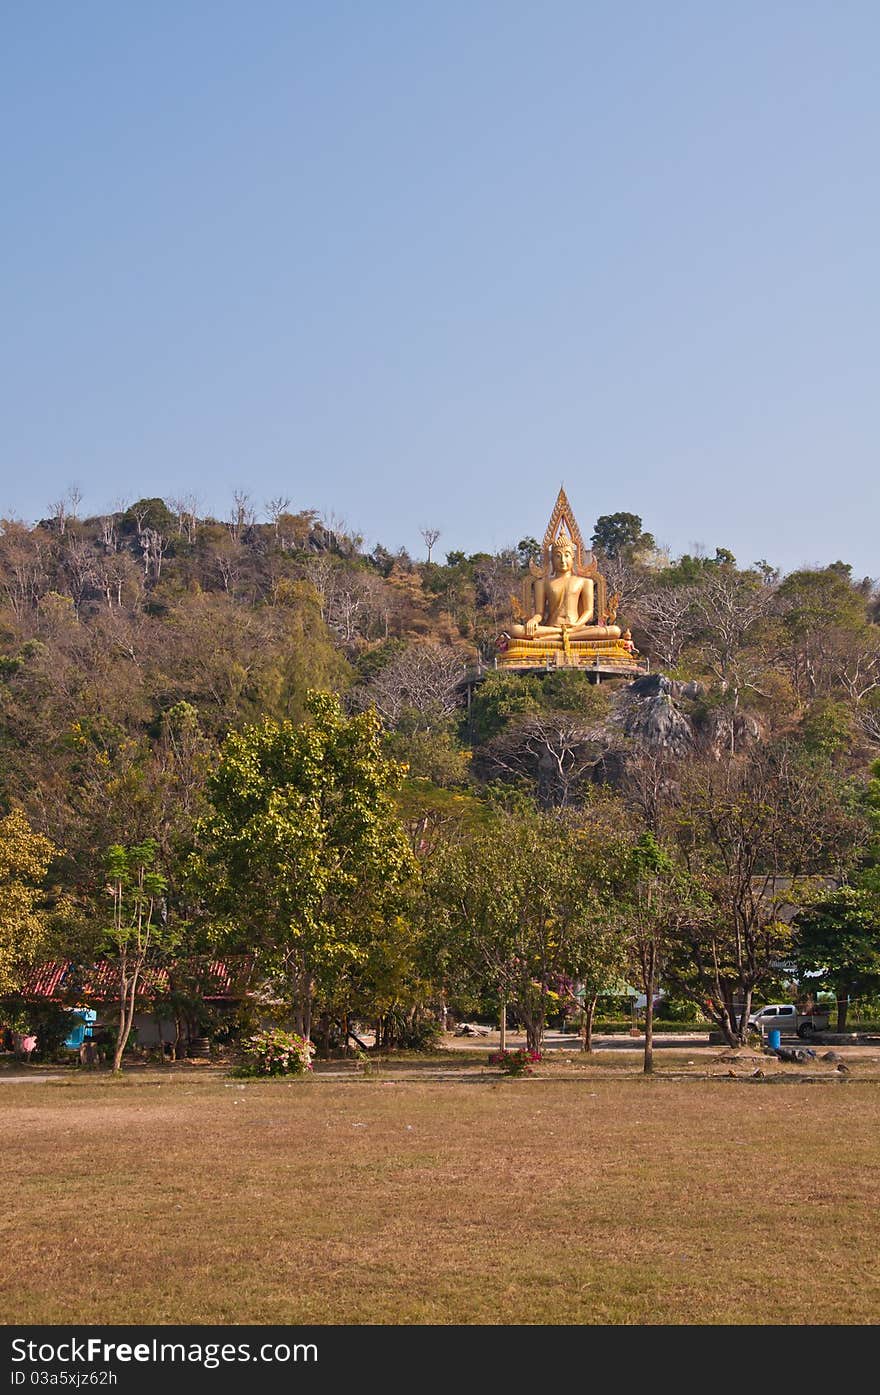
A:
[748,1003,830,1039]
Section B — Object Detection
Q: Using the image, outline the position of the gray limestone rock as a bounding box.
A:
[699,708,765,758]
[619,690,694,756]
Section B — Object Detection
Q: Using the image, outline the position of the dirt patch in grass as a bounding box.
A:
[3,1073,880,1324]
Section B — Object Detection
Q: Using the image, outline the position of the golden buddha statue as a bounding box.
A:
[497,489,643,675]
[509,528,622,642]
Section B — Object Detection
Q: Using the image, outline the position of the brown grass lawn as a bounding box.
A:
[3,1064,880,1325]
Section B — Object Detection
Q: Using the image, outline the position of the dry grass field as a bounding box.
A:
[4,1058,880,1325]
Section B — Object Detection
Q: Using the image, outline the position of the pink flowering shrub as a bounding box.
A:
[235,1028,315,1077]
[488,1047,542,1076]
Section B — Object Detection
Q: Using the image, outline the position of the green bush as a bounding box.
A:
[396,1017,443,1051]
[655,997,705,1023]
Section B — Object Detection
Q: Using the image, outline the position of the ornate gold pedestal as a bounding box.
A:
[497,635,644,673]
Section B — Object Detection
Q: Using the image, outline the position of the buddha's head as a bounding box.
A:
[551,529,575,575]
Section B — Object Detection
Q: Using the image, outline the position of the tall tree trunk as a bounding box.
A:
[720,1014,737,1047]
[300,971,313,1044]
[302,990,312,1045]
[717,987,738,1047]
[292,966,314,1044]
[582,993,598,1053]
[836,992,849,1033]
[643,955,655,1075]
[113,966,140,1072]
[736,989,753,1046]
[114,958,130,1072]
[524,1008,544,1054]
[499,994,507,1052]
[113,1000,127,1073]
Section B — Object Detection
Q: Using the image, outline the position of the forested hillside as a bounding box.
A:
[1,494,878,1053]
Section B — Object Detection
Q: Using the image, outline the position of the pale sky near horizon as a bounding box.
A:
[2,2,879,577]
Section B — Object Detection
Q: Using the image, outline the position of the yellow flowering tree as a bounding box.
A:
[0,808,56,996]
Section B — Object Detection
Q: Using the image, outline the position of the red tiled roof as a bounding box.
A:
[15,957,255,1004]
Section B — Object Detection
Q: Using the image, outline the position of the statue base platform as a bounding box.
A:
[495,636,647,677]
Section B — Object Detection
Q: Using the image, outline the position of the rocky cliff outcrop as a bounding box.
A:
[612,673,701,757]
[610,673,765,759]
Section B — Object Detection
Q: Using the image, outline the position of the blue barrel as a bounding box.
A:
[768,1028,781,1050]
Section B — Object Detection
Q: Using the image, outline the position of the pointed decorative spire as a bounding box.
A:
[542,487,589,569]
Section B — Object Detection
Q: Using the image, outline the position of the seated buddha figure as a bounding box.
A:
[508,528,622,642]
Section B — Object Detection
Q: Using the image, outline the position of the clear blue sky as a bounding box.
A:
[2,2,878,576]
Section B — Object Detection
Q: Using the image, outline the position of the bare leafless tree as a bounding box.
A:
[358,644,469,730]
[315,511,363,557]
[266,495,292,541]
[92,551,140,609]
[228,491,255,543]
[474,554,520,630]
[696,569,777,691]
[631,585,701,670]
[621,746,680,833]
[0,521,48,617]
[140,528,169,582]
[213,539,242,594]
[300,555,338,624]
[127,500,152,539]
[98,514,118,552]
[48,491,72,537]
[420,527,441,563]
[856,700,880,748]
[482,712,606,807]
[331,576,366,643]
[829,628,880,704]
[170,494,200,543]
[60,535,95,613]
[358,570,400,640]
[600,553,649,617]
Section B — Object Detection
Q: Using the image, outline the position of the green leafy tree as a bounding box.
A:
[103,840,173,1071]
[795,886,880,1030]
[516,537,542,569]
[426,809,618,1051]
[559,819,629,1051]
[776,565,872,704]
[617,832,700,1073]
[119,497,176,537]
[197,691,415,1042]
[465,671,542,742]
[668,748,863,1045]
[591,512,655,561]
